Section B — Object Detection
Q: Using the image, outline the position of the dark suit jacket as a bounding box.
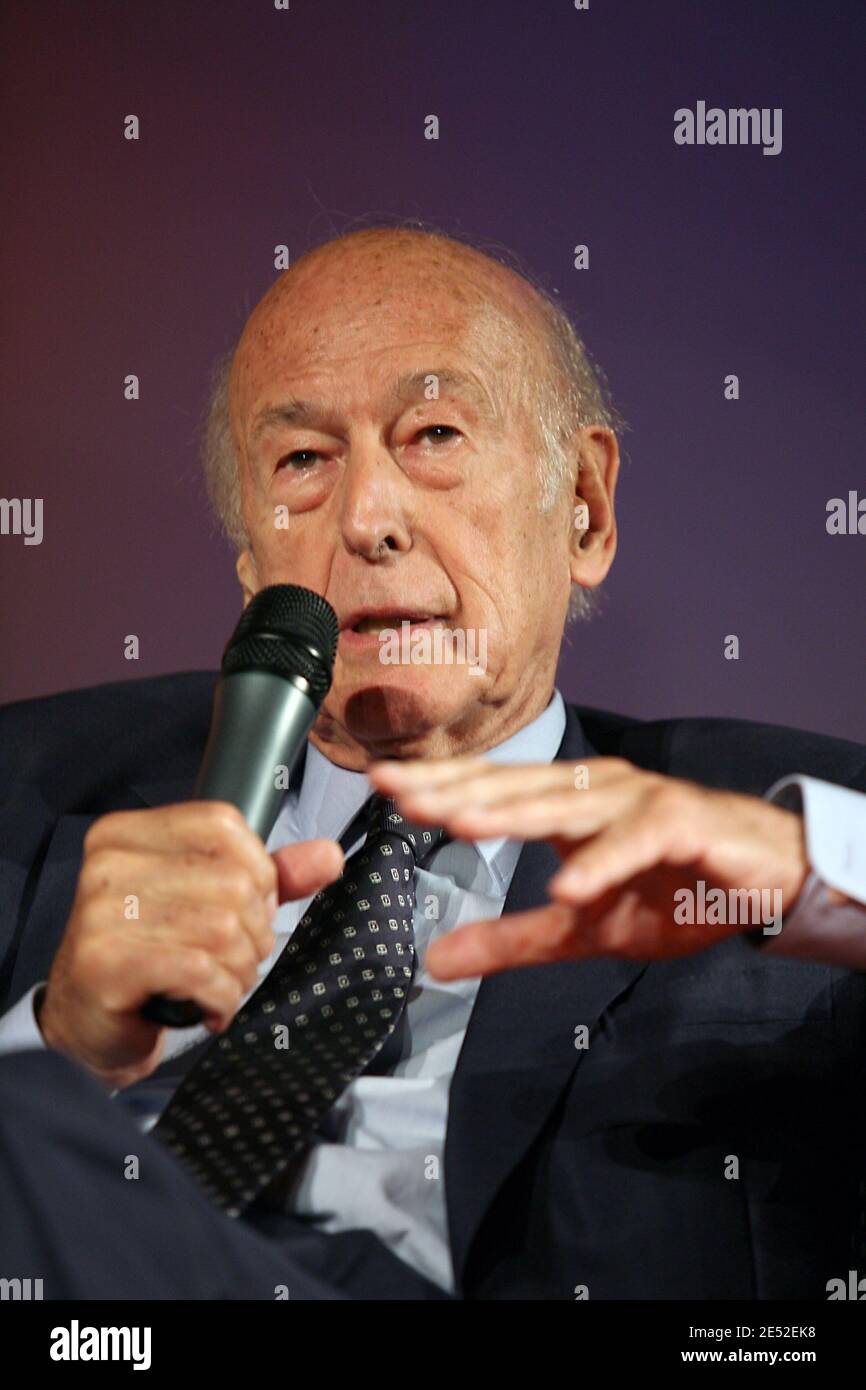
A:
[1,671,865,1299]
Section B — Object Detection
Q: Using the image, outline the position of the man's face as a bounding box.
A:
[230,241,601,765]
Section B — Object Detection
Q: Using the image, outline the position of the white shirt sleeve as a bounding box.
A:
[759,775,866,968]
[0,982,49,1055]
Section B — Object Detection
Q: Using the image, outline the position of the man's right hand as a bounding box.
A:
[37,802,344,1091]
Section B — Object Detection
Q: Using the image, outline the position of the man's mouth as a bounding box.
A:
[350,614,443,635]
[340,609,449,645]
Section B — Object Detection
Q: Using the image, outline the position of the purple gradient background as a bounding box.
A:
[1,0,863,740]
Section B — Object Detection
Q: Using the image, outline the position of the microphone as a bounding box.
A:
[141,584,339,1028]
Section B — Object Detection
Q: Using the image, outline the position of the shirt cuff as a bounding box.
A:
[0,982,123,1096]
[0,982,49,1055]
[757,775,866,967]
[767,774,866,901]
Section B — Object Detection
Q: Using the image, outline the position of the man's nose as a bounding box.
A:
[338,432,413,560]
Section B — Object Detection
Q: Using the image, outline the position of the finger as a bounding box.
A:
[371,761,577,807]
[379,763,641,828]
[146,948,246,1032]
[425,904,581,980]
[85,803,277,898]
[271,839,345,903]
[548,806,693,903]
[120,905,263,992]
[91,937,245,1028]
[370,755,633,795]
[402,786,636,841]
[81,849,277,959]
[394,768,580,820]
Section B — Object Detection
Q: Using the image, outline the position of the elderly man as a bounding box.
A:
[0,227,864,1301]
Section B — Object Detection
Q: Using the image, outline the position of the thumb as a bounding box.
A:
[271,838,345,904]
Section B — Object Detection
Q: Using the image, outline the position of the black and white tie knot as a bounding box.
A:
[370,793,446,867]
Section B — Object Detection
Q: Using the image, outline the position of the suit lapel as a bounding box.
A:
[444,703,648,1290]
[129,775,198,809]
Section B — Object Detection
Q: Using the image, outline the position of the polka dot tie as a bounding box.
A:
[152,794,446,1219]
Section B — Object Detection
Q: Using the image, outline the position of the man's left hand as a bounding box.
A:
[368,757,809,979]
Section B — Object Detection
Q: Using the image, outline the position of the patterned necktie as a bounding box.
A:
[153,793,446,1219]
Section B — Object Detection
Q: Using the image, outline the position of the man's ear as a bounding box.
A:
[236,548,259,609]
[568,426,619,589]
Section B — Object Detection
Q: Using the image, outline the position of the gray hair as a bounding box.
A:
[201,232,626,623]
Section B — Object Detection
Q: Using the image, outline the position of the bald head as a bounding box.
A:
[237,227,552,370]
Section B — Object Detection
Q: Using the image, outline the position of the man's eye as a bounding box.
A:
[277,450,320,471]
[417,425,459,445]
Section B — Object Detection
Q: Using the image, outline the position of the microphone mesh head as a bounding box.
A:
[222,585,339,706]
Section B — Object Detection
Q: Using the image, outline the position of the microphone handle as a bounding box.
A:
[142,672,319,1028]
